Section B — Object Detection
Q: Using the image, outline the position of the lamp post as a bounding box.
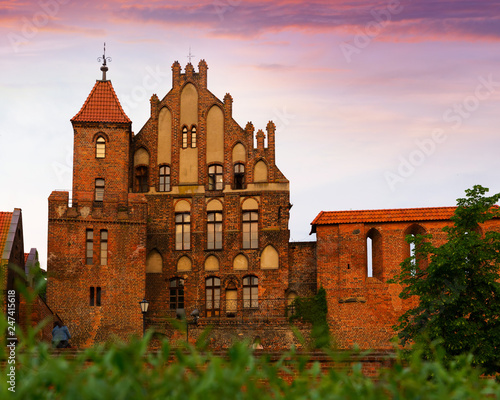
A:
[139,298,149,335]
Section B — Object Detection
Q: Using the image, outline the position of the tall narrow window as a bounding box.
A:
[159,165,171,192]
[95,179,105,202]
[409,235,416,275]
[191,126,197,148]
[100,230,108,266]
[366,229,383,280]
[207,212,222,250]
[182,126,188,148]
[208,165,223,190]
[169,278,185,310]
[86,229,93,265]
[243,276,258,308]
[366,237,373,277]
[175,213,191,250]
[234,163,245,189]
[90,286,101,306]
[205,277,220,317]
[135,166,148,193]
[96,136,106,158]
[242,211,258,249]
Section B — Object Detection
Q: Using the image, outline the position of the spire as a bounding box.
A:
[97,42,112,81]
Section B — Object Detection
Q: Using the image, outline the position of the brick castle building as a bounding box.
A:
[46,59,500,349]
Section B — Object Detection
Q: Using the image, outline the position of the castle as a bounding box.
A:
[46,59,500,349]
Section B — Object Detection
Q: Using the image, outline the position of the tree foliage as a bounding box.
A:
[391,185,500,374]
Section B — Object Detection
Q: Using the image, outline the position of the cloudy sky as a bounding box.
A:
[1,0,500,268]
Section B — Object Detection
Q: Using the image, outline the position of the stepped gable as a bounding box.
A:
[71,80,130,123]
[311,206,457,228]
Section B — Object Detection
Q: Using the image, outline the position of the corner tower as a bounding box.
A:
[47,53,147,347]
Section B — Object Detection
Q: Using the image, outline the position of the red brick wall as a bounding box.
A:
[315,219,498,349]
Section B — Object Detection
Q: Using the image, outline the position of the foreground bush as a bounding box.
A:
[1,330,499,400]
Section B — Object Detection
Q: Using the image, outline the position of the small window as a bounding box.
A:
[191,126,197,148]
[207,212,223,250]
[100,230,108,266]
[175,213,191,250]
[182,126,188,148]
[95,179,105,202]
[206,277,221,317]
[86,229,93,265]
[234,163,245,189]
[135,166,148,193]
[96,136,106,158]
[90,286,101,306]
[243,276,258,308]
[159,165,171,192]
[242,211,258,249]
[169,278,185,310]
[208,165,223,191]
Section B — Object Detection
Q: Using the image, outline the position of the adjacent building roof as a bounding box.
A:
[72,80,131,123]
[0,212,13,260]
[311,207,457,230]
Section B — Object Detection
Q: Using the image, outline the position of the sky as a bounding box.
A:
[1,0,500,269]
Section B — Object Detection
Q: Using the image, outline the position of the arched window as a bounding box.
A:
[96,136,106,158]
[234,163,245,189]
[169,278,185,310]
[159,165,170,192]
[242,211,258,249]
[208,164,223,190]
[135,166,148,193]
[182,126,188,148]
[405,224,428,272]
[366,228,382,280]
[243,275,258,308]
[95,179,105,202]
[205,277,220,317]
[191,126,197,148]
[207,211,222,250]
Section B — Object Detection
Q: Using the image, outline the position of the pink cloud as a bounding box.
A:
[2,0,499,42]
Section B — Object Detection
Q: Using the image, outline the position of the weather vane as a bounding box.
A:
[97,42,112,80]
[187,47,195,64]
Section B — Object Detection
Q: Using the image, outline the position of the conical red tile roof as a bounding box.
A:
[72,80,130,123]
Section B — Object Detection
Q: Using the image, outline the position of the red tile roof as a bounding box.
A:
[0,212,13,259]
[72,80,131,123]
[311,207,457,226]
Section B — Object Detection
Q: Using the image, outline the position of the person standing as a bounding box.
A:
[52,321,71,348]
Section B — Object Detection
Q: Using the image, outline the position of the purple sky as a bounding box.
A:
[1,0,500,268]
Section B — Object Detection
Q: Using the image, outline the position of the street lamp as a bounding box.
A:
[139,298,149,335]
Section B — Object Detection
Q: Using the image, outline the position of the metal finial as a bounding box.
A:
[187,47,195,64]
[97,42,112,81]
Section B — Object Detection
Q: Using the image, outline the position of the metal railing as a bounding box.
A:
[147,298,296,326]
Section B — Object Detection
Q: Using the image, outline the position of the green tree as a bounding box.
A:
[391,185,500,374]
